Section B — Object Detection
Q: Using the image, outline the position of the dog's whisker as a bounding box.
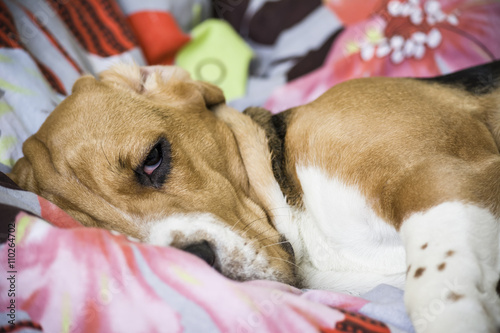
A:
[236,212,297,245]
[231,210,293,233]
[248,226,274,241]
[267,256,303,272]
[249,233,278,244]
[240,217,270,236]
[100,143,121,175]
[240,213,295,236]
[230,212,281,232]
[252,235,300,252]
[267,207,293,212]
[229,215,246,232]
[101,144,112,168]
[247,231,298,251]
[260,240,291,250]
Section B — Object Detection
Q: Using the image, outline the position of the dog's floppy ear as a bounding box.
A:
[8,135,50,196]
[189,78,226,107]
[71,74,98,93]
[100,64,225,108]
[7,157,35,192]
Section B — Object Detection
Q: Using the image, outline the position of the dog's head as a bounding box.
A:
[9,64,297,285]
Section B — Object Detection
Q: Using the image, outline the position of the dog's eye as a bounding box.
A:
[143,144,162,175]
[136,138,171,188]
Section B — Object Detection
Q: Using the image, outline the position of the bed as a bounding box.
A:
[1,0,499,332]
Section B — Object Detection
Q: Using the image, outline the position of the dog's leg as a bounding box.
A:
[400,202,500,333]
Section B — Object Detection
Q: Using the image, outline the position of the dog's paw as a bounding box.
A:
[410,292,500,333]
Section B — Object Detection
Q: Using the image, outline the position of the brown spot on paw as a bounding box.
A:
[421,243,428,250]
[447,292,464,302]
[406,265,412,276]
[437,263,446,271]
[446,250,455,257]
[414,267,425,278]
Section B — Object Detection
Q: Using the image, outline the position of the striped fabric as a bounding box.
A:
[46,0,138,57]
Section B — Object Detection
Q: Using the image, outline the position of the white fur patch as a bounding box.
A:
[141,65,191,91]
[146,213,283,282]
[288,166,406,294]
[400,202,500,333]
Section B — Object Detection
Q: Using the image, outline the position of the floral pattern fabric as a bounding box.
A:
[264,0,500,112]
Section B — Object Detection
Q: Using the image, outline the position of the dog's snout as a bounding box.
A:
[182,241,216,267]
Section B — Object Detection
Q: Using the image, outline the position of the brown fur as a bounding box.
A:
[9,65,295,284]
[283,77,500,227]
[243,107,303,207]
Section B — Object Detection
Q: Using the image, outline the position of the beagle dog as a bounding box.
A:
[9,61,500,332]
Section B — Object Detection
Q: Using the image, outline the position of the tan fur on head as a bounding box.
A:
[9,63,297,285]
[9,64,236,234]
[99,64,191,93]
[99,63,225,108]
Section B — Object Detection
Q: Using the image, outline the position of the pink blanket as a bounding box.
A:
[1,207,409,332]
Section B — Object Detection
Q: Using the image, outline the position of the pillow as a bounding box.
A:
[117,0,212,64]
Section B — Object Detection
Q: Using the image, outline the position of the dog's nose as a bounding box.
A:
[181,241,216,267]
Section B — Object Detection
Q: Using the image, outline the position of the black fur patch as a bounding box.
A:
[419,60,500,95]
[279,234,295,259]
[243,107,302,207]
